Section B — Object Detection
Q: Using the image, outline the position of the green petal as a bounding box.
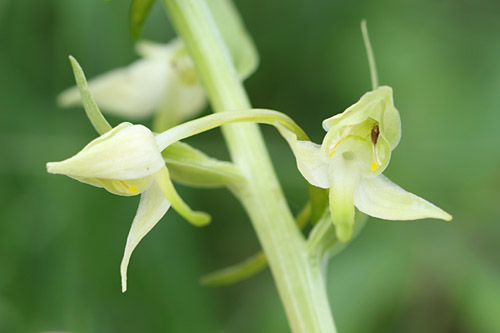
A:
[154,166,211,226]
[354,175,452,221]
[379,92,401,149]
[162,142,243,188]
[322,86,401,149]
[275,124,329,188]
[61,56,112,135]
[207,0,259,79]
[46,123,165,181]
[328,160,361,242]
[120,181,170,292]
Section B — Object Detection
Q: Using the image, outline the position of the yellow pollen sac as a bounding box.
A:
[128,185,138,194]
[371,142,381,171]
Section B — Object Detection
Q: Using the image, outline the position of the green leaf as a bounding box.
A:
[129,0,157,39]
[207,0,259,79]
[200,252,267,286]
[162,142,244,188]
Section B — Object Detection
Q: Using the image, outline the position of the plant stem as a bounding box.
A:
[162,0,336,331]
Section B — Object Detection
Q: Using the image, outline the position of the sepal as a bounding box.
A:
[162,142,244,188]
[354,175,452,221]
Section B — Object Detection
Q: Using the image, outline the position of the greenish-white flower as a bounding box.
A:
[47,122,209,292]
[57,39,206,123]
[279,86,451,242]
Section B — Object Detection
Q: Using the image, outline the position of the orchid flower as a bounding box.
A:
[57,39,206,126]
[278,86,451,242]
[47,121,210,292]
[49,57,210,292]
[58,0,259,130]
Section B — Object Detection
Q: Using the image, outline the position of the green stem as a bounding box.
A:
[162,0,336,331]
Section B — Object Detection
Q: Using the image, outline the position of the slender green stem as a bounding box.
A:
[156,108,309,150]
[361,20,379,90]
[162,0,336,331]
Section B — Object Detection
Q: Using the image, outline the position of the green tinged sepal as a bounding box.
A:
[46,122,165,196]
[162,142,244,188]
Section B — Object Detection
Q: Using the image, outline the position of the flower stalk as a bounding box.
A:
[162,0,337,331]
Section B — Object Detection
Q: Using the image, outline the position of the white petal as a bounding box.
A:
[58,59,170,119]
[120,181,171,292]
[135,39,180,61]
[157,74,206,124]
[275,124,330,188]
[354,175,452,221]
[47,123,165,180]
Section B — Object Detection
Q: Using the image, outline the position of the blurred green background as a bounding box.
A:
[1,0,500,332]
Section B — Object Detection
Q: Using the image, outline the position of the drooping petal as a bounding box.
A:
[58,59,169,119]
[275,124,330,188]
[46,123,165,181]
[120,181,171,292]
[354,175,452,221]
[154,166,211,226]
[328,160,362,242]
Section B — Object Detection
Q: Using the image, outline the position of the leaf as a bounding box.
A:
[129,0,157,39]
[207,0,259,79]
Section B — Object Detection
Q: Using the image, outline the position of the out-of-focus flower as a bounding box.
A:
[278,86,451,242]
[57,39,206,124]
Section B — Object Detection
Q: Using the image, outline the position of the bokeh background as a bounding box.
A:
[1,0,500,332]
